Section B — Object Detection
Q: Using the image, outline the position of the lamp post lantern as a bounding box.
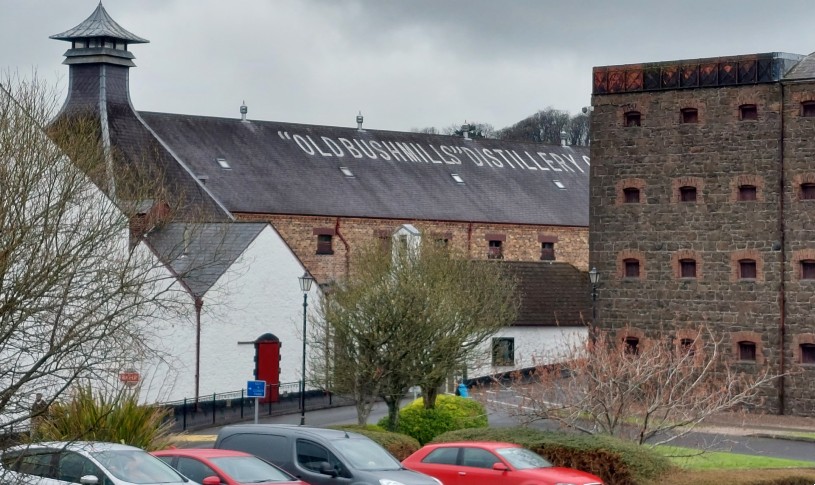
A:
[588,267,600,326]
[298,271,314,425]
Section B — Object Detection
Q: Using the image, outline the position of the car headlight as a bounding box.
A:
[379,480,406,485]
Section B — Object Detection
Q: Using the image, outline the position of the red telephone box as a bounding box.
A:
[254,333,280,403]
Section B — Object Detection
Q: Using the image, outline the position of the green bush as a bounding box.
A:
[379,395,488,445]
[36,385,174,451]
[433,427,672,485]
[330,425,421,460]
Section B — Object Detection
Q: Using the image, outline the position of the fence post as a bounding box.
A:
[182,398,187,431]
[240,389,244,419]
[212,393,216,424]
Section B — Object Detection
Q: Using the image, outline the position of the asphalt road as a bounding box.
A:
[189,399,815,462]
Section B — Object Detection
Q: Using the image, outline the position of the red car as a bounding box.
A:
[152,448,308,485]
[402,441,604,485]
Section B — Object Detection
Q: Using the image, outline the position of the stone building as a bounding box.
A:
[590,51,815,415]
[47,3,593,389]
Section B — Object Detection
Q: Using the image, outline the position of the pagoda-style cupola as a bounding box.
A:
[50,2,148,67]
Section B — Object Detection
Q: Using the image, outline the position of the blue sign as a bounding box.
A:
[247,380,266,398]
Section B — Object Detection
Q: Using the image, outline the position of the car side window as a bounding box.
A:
[421,447,460,465]
[219,433,288,463]
[175,457,220,484]
[296,439,348,478]
[461,448,500,469]
[58,451,108,485]
[15,450,59,478]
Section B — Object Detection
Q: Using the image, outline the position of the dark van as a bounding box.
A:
[214,424,441,485]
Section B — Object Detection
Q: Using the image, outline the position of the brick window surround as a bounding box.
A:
[616,250,645,280]
[739,104,758,121]
[792,249,815,281]
[792,334,815,365]
[616,178,646,206]
[801,100,815,117]
[793,174,815,201]
[675,100,704,125]
[624,111,641,127]
[313,227,336,255]
[675,328,702,357]
[672,250,701,280]
[731,331,765,365]
[485,234,505,259]
[539,235,558,261]
[672,177,705,204]
[730,249,763,282]
[730,175,765,202]
[615,327,646,355]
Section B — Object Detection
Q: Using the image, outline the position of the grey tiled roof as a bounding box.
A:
[138,113,590,227]
[784,52,815,80]
[144,222,266,297]
[500,261,591,327]
[50,3,149,44]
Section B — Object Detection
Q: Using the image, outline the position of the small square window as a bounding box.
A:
[541,242,555,261]
[738,341,757,362]
[492,337,514,366]
[624,111,641,127]
[681,108,699,124]
[488,240,503,260]
[624,258,640,278]
[738,185,757,201]
[316,234,334,255]
[624,337,640,355]
[802,101,815,117]
[680,259,697,278]
[801,260,815,280]
[739,259,757,280]
[679,186,697,202]
[623,187,641,204]
[740,104,758,121]
[801,183,815,200]
[801,344,815,364]
[680,338,696,356]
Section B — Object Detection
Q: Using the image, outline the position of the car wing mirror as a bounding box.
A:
[202,476,221,485]
[318,461,338,477]
[492,463,510,471]
[80,475,100,485]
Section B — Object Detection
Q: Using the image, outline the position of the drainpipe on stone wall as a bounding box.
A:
[335,218,350,277]
[194,297,203,407]
[777,84,787,414]
[467,222,473,257]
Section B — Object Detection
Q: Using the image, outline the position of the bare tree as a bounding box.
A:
[313,235,518,428]
[0,73,197,431]
[495,325,779,445]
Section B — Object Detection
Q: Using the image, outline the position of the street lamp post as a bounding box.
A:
[589,266,600,327]
[298,272,314,426]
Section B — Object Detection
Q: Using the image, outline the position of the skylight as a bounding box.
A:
[216,157,231,169]
[553,180,566,189]
[451,173,464,184]
[340,166,354,177]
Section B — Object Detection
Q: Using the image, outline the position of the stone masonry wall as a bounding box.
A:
[235,213,588,285]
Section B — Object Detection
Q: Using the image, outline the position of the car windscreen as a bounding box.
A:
[210,455,295,482]
[92,449,187,484]
[495,447,553,470]
[331,438,402,471]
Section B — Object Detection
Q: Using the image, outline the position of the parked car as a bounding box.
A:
[152,448,306,485]
[214,424,442,485]
[402,441,604,485]
[0,441,196,485]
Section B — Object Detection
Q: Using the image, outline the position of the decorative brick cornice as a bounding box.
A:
[730,249,763,282]
[731,331,765,365]
[792,333,815,365]
[671,176,705,204]
[616,249,645,280]
[729,174,765,202]
[615,178,646,206]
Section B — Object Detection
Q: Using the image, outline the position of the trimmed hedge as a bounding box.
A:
[432,427,672,485]
[379,395,488,445]
[330,425,421,461]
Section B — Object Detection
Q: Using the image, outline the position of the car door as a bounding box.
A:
[1,448,62,485]
[293,439,351,485]
[57,451,112,485]
[174,456,223,485]
[456,447,509,485]
[412,447,461,485]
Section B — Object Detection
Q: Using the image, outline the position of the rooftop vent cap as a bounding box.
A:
[451,173,464,184]
[240,101,248,122]
[340,166,354,177]
[553,180,565,189]
[216,158,231,169]
[356,111,364,130]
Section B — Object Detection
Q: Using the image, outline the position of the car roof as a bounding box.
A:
[7,442,143,453]
[421,442,522,451]
[218,424,365,440]
[152,448,253,458]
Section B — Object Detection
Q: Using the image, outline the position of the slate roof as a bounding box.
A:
[50,3,149,44]
[784,52,815,80]
[500,261,591,327]
[137,112,590,227]
[144,222,267,298]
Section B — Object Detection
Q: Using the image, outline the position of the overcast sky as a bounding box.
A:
[3,0,815,132]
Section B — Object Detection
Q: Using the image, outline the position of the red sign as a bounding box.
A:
[119,370,140,388]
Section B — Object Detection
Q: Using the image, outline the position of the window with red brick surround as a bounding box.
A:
[679,186,697,202]
[793,334,815,365]
[731,331,764,364]
[313,228,336,255]
[616,179,646,206]
[802,101,815,117]
[624,111,641,127]
[802,183,815,200]
[680,259,696,278]
[623,187,640,203]
[802,260,815,280]
[739,104,758,121]
[738,185,757,201]
[730,175,764,203]
[681,108,699,123]
[672,250,701,280]
[624,259,640,278]
[617,250,645,280]
[739,259,757,280]
[624,336,640,355]
[738,341,757,362]
[731,250,763,282]
[801,344,815,365]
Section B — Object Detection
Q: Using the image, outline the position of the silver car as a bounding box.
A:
[0,441,197,485]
